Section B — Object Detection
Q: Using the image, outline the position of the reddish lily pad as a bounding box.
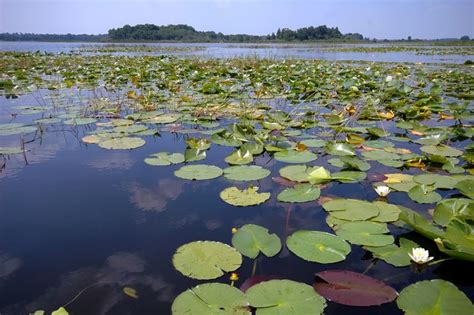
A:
[313,270,398,306]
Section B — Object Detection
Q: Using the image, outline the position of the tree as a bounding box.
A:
[460,35,470,41]
[408,36,412,41]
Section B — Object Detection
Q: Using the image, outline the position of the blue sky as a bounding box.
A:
[0,0,473,39]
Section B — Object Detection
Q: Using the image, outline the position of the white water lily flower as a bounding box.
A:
[408,247,434,264]
[374,185,390,197]
[385,75,393,82]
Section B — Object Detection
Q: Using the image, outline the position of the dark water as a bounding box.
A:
[0,41,471,64]
[0,89,473,314]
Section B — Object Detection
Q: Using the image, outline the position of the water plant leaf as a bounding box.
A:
[98,137,146,150]
[308,166,332,184]
[0,146,23,155]
[231,224,281,259]
[173,241,242,280]
[274,150,317,163]
[408,185,442,204]
[455,179,474,199]
[286,230,351,263]
[397,280,473,315]
[184,148,207,162]
[174,164,223,180]
[246,279,326,315]
[277,184,320,203]
[398,206,445,240]
[225,149,253,165]
[144,152,184,166]
[51,308,69,315]
[334,222,394,247]
[220,186,270,206]
[223,166,270,181]
[64,118,97,125]
[186,138,211,150]
[325,142,356,156]
[279,165,315,183]
[123,287,139,299]
[420,145,463,157]
[322,199,379,221]
[433,198,474,227]
[365,238,420,267]
[313,270,398,306]
[371,201,401,223]
[240,275,284,292]
[332,171,367,183]
[172,283,250,315]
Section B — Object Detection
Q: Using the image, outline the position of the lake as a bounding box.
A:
[0,43,473,314]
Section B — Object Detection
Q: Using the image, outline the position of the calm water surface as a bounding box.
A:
[0,47,472,314]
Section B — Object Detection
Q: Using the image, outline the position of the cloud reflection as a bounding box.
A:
[128,179,185,212]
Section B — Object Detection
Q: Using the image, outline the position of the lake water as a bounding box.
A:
[0,44,473,314]
[0,41,472,63]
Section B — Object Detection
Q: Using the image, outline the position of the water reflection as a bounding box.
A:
[127,179,186,212]
[0,252,22,279]
[87,152,135,171]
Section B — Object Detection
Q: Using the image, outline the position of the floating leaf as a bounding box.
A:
[286,230,351,263]
[220,186,270,207]
[322,199,379,221]
[173,241,242,280]
[144,152,184,166]
[174,164,223,180]
[223,166,271,181]
[232,224,281,259]
[123,287,139,299]
[172,283,250,315]
[186,138,211,150]
[408,185,442,204]
[332,171,367,183]
[335,222,394,247]
[313,270,398,306]
[308,166,332,184]
[397,280,473,315]
[51,308,69,315]
[279,165,316,183]
[455,179,474,199]
[0,146,23,155]
[371,201,401,223]
[274,150,317,163]
[240,275,284,292]
[433,198,474,227]
[420,145,463,157]
[326,142,356,156]
[277,184,320,203]
[64,118,97,125]
[225,149,253,165]
[98,137,146,150]
[184,148,207,162]
[247,280,326,315]
[365,238,420,267]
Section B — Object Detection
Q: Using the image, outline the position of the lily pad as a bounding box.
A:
[322,199,379,221]
[247,280,327,315]
[286,230,351,263]
[0,146,23,155]
[433,198,474,227]
[335,221,394,247]
[98,137,146,150]
[223,165,271,181]
[277,184,320,203]
[172,241,242,280]
[455,179,474,199]
[279,165,314,183]
[225,149,253,165]
[144,152,185,166]
[397,280,473,315]
[420,145,463,157]
[220,186,270,207]
[408,185,442,204]
[313,270,398,306]
[326,142,356,156]
[232,224,281,259]
[172,283,250,315]
[365,238,420,267]
[274,150,317,163]
[174,164,223,180]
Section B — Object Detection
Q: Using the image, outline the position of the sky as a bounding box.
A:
[0,0,473,39]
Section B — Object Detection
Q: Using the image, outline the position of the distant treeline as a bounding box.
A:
[0,33,107,42]
[0,24,364,42]
[108,24,364,42]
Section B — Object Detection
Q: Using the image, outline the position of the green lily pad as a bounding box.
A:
[247,280,327,315]
[332,171,367,183]
[326,142,356,156]
[335,221,394,247]
[184,148,207,162]
[0,124,37,136]
[365,238,419,267]
[174,164,223,180]
[397,280,473,315]
[455,179,474,199]
[0,146,23,155]
[186,138,211,150]
[145,113,181,124]
[371,201,401,223]
[308,166,332,184]
[225,149,253,165]
[413,174,457,189]
[144,152,185,166]
[232,224,281,259]
[286,230,351,263]
[433,198,474,227]
[172,283,250,315]
[220,186,270,207]
[274,150,317,163]
[64,117,97,125]
[322,199,379,221]
[279,165,315,183]
[408,185,442,204]
[98,137,146,150]
[420,145,463,157]
[223,166,271,181]
[172,241,242,280]
[277,184,320,203]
